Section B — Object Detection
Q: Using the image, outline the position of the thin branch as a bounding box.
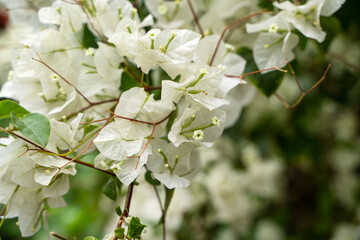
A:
[32,54,93,105]
[0,204,7,217]
[144,165,166,240]
[122,61,141,83]
[0,126,115,177]
[225,60,288,80]
[275,64,331,109]
[79,2,110,45]
[209,10,270,66]
[132,0,139,7]
[0,126,44,150]
[132,108,176,169]
[57,109,115,174]
[287,62,303,94]
[113,182,135,240]
[186,0,204,37]
[65,98,119,120]
[50,232,68,240]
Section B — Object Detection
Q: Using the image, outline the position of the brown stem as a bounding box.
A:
[50,232,68,240]
[78,1,110,45]
[122,61,141,83]
[132,0,139,7]
[113,182,135,240]
[275,64,331,109]
[186,0,204,37]
[0,204,7,217]
[65,98,119,120]
[225,60,288,80]
[32,55,93,105]
[0,126,115,177]
[57,107,116,173]
[144,165,166,240]
[209,10,270,66]
[0,126,44,150]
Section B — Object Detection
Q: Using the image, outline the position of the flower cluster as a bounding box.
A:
[0,0,347,238]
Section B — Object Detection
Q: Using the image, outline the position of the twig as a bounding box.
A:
[79,2,110,45]
[186,0,204,37]
[275,64,331,109]
[132,0,139,7]
[0,126,115,177]
[32,54,93,105]
[104,106,175,169]
[50,232,68,240]
[225,60,288,80]
[144,165,166,240]
[65,98,119,120]
[56,106,116,174]
[0,204,6,217]
[209,10,270,66]
[113,182,135,240]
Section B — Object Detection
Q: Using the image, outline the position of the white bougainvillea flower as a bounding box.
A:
[162,64,232,110]
[94,122,144,162]
[94,124,152,185]
[144,0,193,29]
[113,87,173,139]
[110,25,201,79]
[247,13,299,70]
[38,0,85,35]
[96,0,154,37]
[192,34,255,128]
[147,139,199,189]
[77,43,123,99]
[168,103,226,147]
[0,139,71,237]
[4,28,85,119]
[273,0,326,42]
[321,0,347,17]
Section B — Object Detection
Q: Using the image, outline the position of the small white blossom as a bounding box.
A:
[158,4,168,15]
[193,130,204,141]
[110,163,122,174]
[85,48,95,56]
[268,23,280,33]
[212,116,220,126]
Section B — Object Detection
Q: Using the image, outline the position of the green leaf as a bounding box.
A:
[0,100,29,122]
[297,31,309,51]
[114,227,125,238]
[257,0,274,11]
[166,107,178,133]
[83,124,100,138]
[120,72,141,92]
[316,16,341,54]
[164,187,175,218]
[145,170,161,185]
[83,237,98,240]
[128,217,147,239]
[115,205,122,216]
[10,112,50,148]
[82,24,98,49]
[238,48,285,97]
[102,178,118,201]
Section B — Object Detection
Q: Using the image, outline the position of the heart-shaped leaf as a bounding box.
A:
[11,112,51,148]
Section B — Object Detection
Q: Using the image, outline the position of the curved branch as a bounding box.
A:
[209,10,270,66]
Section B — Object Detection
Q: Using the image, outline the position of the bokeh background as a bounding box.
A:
[0,0,359,239]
